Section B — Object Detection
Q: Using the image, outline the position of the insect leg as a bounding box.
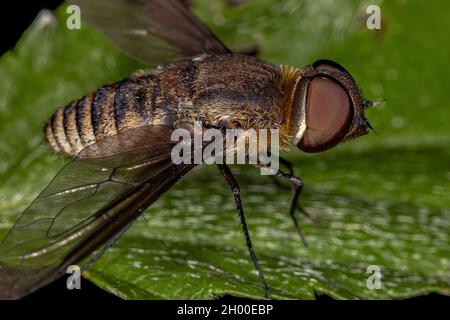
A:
[275,169,309,247]
[267,157,316,225]
[256,164,310,246]
[269,156,294,190]
[217,164,271,300]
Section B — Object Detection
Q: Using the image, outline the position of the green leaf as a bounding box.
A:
[0,1,449,299]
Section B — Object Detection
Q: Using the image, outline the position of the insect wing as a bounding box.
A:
[0,125,195,299]
[69,0,230,64]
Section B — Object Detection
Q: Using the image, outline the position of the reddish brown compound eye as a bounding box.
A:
[297,76,353,153]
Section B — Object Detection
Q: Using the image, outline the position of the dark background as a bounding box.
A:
[0,1,448,302]
[0,1,63,56]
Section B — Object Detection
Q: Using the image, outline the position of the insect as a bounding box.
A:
[0,0,377,299]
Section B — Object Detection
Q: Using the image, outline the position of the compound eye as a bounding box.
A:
[297,76,353,152]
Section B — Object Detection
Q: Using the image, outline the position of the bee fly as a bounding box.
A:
[0,0,377,299]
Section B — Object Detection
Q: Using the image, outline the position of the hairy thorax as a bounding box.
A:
[45,54,300,156]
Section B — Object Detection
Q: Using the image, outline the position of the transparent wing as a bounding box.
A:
[0,125,195,299]
[70,0,230,64]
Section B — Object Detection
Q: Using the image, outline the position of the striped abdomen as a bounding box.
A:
[45,54,287,157]
[45,72,158,157]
